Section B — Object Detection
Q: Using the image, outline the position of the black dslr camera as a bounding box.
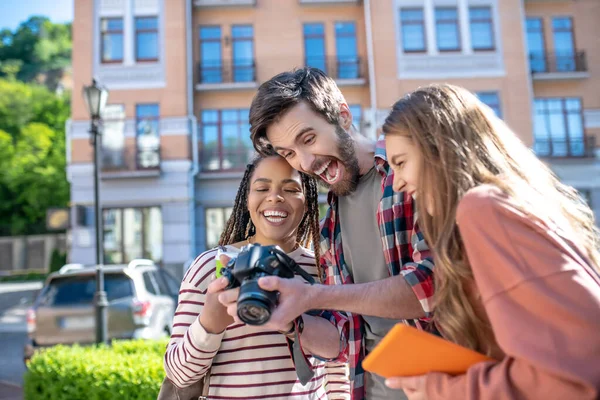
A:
[221,244,315,326]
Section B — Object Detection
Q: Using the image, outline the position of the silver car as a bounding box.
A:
[24,260,179,362]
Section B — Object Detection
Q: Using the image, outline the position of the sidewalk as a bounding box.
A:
[0,381,22,400]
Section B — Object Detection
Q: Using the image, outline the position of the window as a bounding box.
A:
[199,26,222,83]
[41,274,134,306]
[533,98,584,157]
[136,104,160,169]
[435,8,460,52]
[152,271,169,295]
[400,8,426,52]
[469,7,494,51]
[526,18,546,72]
[101,104,126,169]
[335,22,359,79]
[476,92,502,118]
[232,25,255,82]
[103,207,163,264]
[135,17,159,61]
[143,272,159,295]
[205,207,233,249]
[349,105,362,131]
[157,269,180,297]
[101,18,123,63]
[200,109,254,171]
[552,17,576,71]
[304,23,326,72]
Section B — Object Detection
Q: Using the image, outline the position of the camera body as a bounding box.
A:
[221,244,314,325]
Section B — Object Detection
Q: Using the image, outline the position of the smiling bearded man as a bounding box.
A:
[244,67,437,400]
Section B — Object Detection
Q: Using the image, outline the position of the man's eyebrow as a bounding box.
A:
[272,127,314,152]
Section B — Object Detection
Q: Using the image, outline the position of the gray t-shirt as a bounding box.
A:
[338,167,407,400]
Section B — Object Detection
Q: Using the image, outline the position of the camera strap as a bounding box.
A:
[291,318,315,385]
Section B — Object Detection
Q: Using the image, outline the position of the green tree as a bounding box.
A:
[0,79,69,236]
[0,16,71,89]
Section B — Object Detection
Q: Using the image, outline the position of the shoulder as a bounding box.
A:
[182,248,219,288]
[456,184,516,226]
[291,246,315,262]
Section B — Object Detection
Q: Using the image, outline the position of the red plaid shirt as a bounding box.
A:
[319,137,436,399]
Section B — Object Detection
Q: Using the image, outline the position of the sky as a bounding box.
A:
[0,0,73,31]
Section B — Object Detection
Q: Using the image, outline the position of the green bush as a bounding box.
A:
[23,339,169,400]
[0,271,47,282]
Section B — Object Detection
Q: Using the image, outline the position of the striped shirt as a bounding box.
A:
[164,245,351,400]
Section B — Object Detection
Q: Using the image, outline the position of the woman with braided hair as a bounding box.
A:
[164,154,350,399]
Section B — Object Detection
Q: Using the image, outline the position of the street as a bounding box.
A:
[0,282,43,400]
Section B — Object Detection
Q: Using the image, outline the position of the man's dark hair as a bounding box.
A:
[218,154,323,280]
[249,67,346,155]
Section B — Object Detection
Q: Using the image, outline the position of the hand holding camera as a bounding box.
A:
[199,275,234,334]
[217,244,315,328]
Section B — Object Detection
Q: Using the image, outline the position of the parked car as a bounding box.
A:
[24,259,180,363]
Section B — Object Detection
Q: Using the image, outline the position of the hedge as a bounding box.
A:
[23,339,170,400]
[0,272,47,283]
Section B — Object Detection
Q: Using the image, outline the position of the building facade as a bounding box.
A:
[68,0,600,275]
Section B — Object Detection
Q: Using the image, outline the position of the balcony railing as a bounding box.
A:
[305,56,367,83]
[197,59,256,87]
[101,145,161,173]
[529,51,588,74]
[533,136,596,159]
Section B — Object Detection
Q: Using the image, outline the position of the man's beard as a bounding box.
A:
[313,125,361,196]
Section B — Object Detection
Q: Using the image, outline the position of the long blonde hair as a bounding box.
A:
[382,84,600,354]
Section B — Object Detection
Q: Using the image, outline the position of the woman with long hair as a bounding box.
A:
[164,154,349,399]
[381,84,600,399]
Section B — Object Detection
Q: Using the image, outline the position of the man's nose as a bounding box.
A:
[298,151,316,174]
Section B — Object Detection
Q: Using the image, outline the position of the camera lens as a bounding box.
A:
[237,279,278,325]
[238,299,271,325]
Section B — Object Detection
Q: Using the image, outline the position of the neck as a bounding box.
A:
[350,126,376,176]
[250,233,298,253]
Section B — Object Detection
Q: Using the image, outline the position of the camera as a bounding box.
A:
[221,244,315,326]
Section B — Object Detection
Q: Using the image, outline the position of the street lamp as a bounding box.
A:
[83,79,109,344]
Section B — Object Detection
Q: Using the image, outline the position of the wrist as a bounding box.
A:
[199,314,227,334]
[278,315,304,339]
[305,284,321,311]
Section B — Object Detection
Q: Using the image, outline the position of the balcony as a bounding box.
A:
[305,56,367,86]
[530,52,589,80]
[194,0,256,7]
[196,59,257,91]
[101,145,161,179]
[533,136,596,159]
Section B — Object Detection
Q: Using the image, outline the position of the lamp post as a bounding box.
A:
[83,79,109,344]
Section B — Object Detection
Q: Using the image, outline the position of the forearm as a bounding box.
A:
[310,275,425,319]
[295,314,343,360]
[426,358,599,400]
[164,318,222,387]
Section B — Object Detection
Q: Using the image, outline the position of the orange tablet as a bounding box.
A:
[362,324,494,378]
